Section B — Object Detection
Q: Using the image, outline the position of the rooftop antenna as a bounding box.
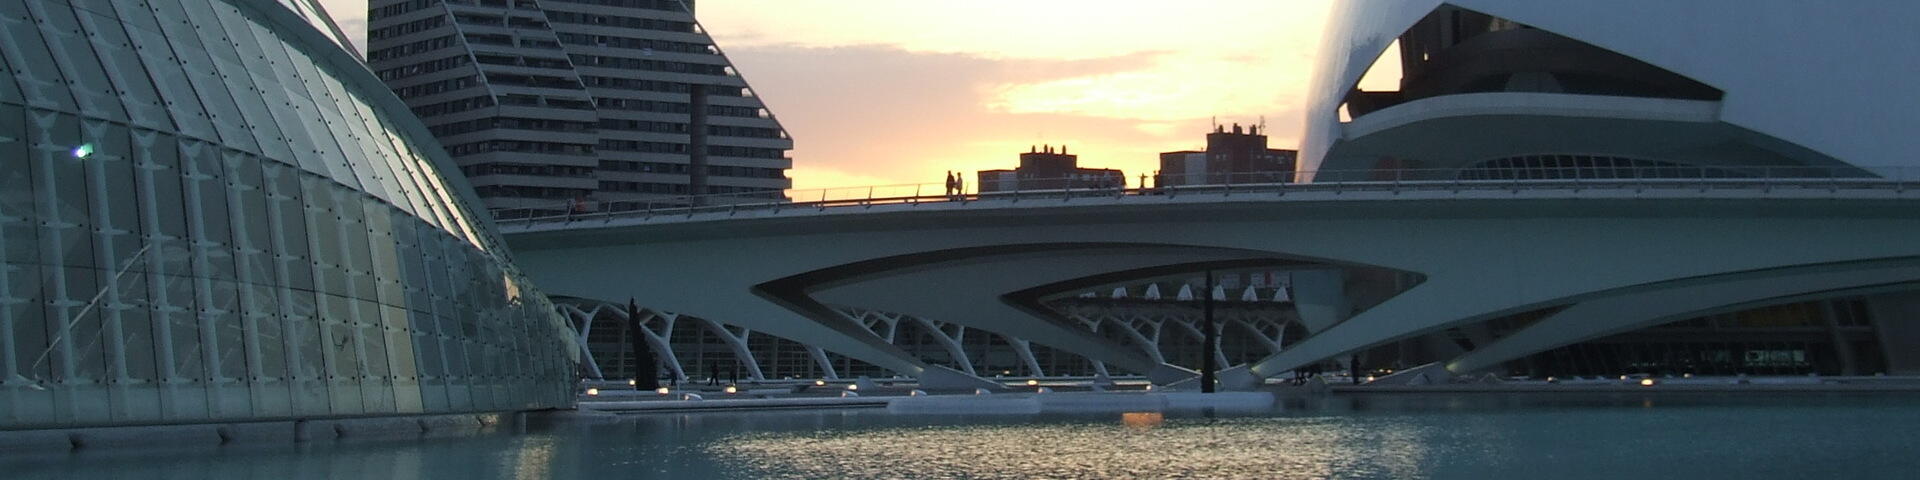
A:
[1259,115,1267,135]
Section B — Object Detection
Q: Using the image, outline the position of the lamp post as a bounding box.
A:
[1201,271,1218,393]
[630,299,660,390]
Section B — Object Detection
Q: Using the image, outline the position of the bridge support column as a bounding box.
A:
[1867,291,1920,375]
[805,345,839,380]
[1291,269,1351,333]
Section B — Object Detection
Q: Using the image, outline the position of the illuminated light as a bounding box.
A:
[724,386,739,394]
[1619,375,1630,381]
[1144,385,1154,391]
[841,391,859,398]
[1546,376,1558,383]
[974,388,992,395]
[628,379,638,386]
[1639,378,1657,387]
[846,384,859,391]
[1122,412,1165,430]
[1026,379,1039,387]
[1365,375,1376,383]
[814,380,827,386]
[655,387,671,395]
[1682,373,1693,379]
[71,144,94,159]
[586,388,600,396]
[909,389,928,397]
[1035,387,1052,394]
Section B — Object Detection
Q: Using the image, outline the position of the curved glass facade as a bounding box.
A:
[0,0,576,430]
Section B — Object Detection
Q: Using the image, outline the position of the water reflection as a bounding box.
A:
[1121,412,1164,430]
[8,394,1920,479]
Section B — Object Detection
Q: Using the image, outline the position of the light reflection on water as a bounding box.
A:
[708,416,1439,479]
[7,394,1920,479]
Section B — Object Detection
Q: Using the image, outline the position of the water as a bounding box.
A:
[7,393,1918,479]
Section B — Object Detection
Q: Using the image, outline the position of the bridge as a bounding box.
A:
[499,168,1920,388]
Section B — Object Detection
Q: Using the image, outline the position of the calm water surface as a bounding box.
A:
[7,393,1918,479]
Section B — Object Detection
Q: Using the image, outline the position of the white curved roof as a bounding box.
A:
[1302,0,1920,173]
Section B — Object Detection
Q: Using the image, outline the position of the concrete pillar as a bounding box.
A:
[1819,300,1859,375]
[1291,269,1351,333]
[1867,291,1920,375]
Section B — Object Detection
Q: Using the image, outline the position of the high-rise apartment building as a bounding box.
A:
[367,0,792,217]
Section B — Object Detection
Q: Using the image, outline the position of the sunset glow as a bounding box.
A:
[321,0,1365,190]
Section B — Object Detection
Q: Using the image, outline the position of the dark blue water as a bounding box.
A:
[7,393,1918,479]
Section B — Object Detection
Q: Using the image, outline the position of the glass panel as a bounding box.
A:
[0,24,22,104]
[0,2,78,111]
[146,0,253,150]
[111,1,217,142]
[319,293,363,414]
[246,21,338,182]
[71,2,172,131]
[29,3,126,122]
[276,47,363,191]
[209,4,298,162]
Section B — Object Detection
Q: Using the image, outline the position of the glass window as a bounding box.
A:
[31,4,128,122]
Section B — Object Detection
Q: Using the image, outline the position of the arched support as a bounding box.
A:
[1008,338,1044,377]
[907,316,978,376]
[560,304,606,379]
[695,317,768,381]
[805,345,839,380]
[1447,260,1920,374]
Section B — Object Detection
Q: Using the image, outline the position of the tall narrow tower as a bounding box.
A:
[367,0,792,218]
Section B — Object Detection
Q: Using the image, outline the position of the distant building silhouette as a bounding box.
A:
[1159,124,1297,186]
[978,145,1126,192]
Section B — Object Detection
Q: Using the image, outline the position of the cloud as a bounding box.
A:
[726,44,1299,188]
[309,0,1333,189]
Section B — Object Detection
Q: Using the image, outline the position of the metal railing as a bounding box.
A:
[490,166,1920,228]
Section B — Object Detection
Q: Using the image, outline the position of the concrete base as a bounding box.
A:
[919,364,1008,391]
[333,417,425,440]
[888,391,1277,415]
[1366,362,1452,386]
[887,396,1043,415]
[0,412,526,452]
[0,429,73,452]
[1217,365,1264,391]
[218,421,296,445]
[1146,363,1202,386]
[1162,365,1262,391]
[70,424,223,450]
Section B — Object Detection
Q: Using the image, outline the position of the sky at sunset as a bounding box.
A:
[318,1,1399,190]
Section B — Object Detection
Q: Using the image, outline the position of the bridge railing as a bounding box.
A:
[490,166,1918,227]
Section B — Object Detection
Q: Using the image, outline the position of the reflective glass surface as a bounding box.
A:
[0,0,576,430]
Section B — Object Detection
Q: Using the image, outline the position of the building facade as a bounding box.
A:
[367,0,793,218]
[1157,124,1296,186]
[0,0,577,431]
[977,145,1125,193]
[1298,0,1920,378]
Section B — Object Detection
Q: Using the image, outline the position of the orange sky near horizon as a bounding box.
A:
[320,0,1400,190]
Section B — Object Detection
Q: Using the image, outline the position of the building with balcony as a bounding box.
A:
[367,0,793,217]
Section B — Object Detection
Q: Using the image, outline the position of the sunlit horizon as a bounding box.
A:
[319,0,1401,191]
